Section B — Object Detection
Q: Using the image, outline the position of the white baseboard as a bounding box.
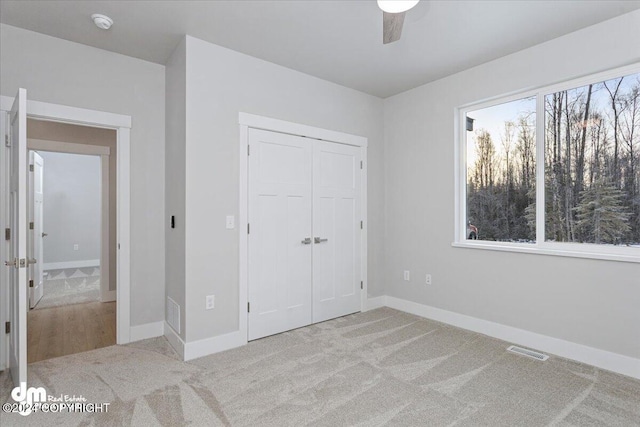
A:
[164,321,185,360]
[129,321,164,342]
[364,296,386,311]
[43,259,100,270]
[184,330,246,361]
[383,295,640,380]
[162,322,246,361]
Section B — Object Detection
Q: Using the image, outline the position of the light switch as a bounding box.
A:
[226,215,235,229]
[206,295,215,310]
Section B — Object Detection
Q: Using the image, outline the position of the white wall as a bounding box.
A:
[173,35,385,342]
[0,24,166,327]
[383,11,640,359]
[39,151,101,266]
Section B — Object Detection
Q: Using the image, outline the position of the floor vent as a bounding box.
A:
[167,297,181,334]
[507,345,549,361]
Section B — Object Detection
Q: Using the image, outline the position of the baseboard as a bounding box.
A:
[129,321,164,342]
[101,290,116,302]
[43,259,100,270]
[384,295,640,380]
[163,321,185,360]
[364,296,386,311]
[183,330,247,361]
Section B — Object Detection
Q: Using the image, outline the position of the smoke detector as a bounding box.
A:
[91,14,113,30]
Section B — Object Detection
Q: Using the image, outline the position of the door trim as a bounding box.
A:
[238,112,368,343]
[0,96,132,355]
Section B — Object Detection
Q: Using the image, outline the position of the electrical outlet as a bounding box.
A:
[403,270,410,281]
[426,274,432,285]
[206,295,215,310]
[73,244,79,251]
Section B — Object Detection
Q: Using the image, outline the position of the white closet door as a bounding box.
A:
[248,129,313,340]
[312,141,361,323]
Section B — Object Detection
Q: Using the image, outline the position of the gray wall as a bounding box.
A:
[165,37,187,339]
[0,24,166,327]
[40,152,101,265]
[383,11,640,359]
[171,35,385,342]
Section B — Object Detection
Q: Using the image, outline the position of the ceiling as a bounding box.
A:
[2,1,639,98]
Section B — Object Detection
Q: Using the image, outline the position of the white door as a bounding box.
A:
[248,129,313,340]
[7,89,28,385]
[312,141,361,323]
[29,151,44,308]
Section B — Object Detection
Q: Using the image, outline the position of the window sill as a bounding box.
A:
[451,241,640,264]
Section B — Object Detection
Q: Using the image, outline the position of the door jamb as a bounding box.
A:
[238,112,368,343]
[0,110,8,371]
[0,96,132,355]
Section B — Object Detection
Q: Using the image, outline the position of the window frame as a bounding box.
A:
[454,63,640,263]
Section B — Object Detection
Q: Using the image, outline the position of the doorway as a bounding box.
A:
[26,137,115,362]
[0,91,132,385]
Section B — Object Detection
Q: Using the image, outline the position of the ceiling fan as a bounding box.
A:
[378,0,420,44]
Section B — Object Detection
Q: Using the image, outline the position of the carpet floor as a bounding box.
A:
[34,268,101,310]
[1,307,639,426]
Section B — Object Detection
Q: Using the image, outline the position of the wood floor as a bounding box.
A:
[27,301,116,363]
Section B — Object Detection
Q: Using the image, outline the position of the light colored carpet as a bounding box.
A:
[1,307,640,426]
[33,268,101,310]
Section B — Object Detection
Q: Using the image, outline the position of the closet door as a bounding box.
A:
[248,129,313,340]
[312,141,361,323]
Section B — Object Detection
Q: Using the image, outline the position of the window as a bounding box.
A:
[465,97,536,243]
[457,65,640,262]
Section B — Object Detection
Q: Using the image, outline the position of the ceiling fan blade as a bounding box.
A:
[383,11,405,44]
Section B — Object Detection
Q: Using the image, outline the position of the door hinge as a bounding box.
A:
[360,220,363,230]
[29,164,34,172]
[4,134,9,147]
[29,279,34,288]
[29,222,34,230]
[4,228,9,241]
[247,223,250,234]
[361,281,363,290]
[360,160,363,169]
[247,302,250,313]
[5,321,9,334]
[247,145,250,156]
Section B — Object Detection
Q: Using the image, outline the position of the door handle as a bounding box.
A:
[314,237,328,244]
[4,259,16,267]
[42,232,48,237]
[27,258,37,266]
[301,238,312,245]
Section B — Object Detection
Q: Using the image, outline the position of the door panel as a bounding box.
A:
[313,141,361,323]
[29,151,44,308]
[8,89,28,385]
[248,129,313,340]
[335,198,356,298]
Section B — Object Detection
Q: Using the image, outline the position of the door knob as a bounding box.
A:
[301,238,312,245]
[314,237,328,244]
